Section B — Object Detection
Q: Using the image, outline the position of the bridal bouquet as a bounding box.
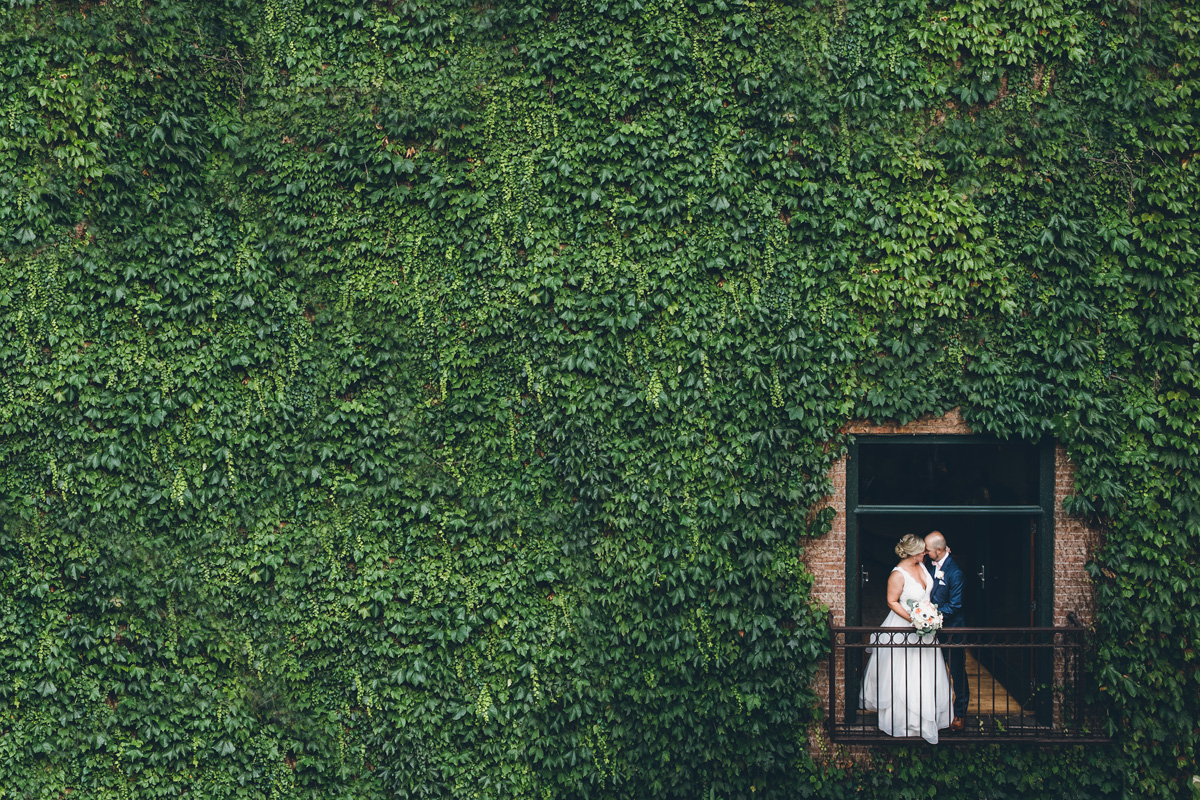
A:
[907,599,943,636]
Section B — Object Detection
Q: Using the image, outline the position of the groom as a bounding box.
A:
[925,531,967,732]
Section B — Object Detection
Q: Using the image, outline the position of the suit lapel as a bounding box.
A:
[927,558,943,596]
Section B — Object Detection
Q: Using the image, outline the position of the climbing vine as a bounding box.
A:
[1,0,1198,798]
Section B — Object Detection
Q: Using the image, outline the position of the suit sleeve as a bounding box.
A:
[940,565,964,619]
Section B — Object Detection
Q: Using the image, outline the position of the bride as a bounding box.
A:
[859,534,952,743]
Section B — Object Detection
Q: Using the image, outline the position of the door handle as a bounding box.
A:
[861,567,869,585]
[978,564,986,589]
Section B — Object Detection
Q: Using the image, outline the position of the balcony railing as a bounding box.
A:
[828,625,1109,743]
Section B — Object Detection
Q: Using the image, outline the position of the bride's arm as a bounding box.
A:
[886,571,913,622]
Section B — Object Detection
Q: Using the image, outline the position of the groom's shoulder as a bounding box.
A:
[944,555,964,573]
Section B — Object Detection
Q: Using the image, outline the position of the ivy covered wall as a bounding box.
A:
[1,0,1197,797]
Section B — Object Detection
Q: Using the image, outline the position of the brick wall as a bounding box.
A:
[842,406,975,437]
[1053,442,1100,625]
[807,457,848,626]
[802,409,1101,755]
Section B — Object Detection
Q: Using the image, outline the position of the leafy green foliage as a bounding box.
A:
[1,0,1197,797]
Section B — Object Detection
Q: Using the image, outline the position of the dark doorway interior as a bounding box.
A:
[857,512,1037,705]
[858,440,1041,507]
[850,437,1048,709]
[857,513,1036,629]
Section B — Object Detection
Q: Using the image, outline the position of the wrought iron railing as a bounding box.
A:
[828,625,1109,743]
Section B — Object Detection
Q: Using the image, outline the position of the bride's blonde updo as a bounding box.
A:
[894,534,925,559]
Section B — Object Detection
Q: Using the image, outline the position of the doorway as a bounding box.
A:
[846,435,1055,712]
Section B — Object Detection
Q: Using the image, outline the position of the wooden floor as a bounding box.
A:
[963,650,1025,716]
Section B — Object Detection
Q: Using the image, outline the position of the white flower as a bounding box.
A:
[906,599,944,636]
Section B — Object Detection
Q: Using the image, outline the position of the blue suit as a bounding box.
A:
[927,555,968,717]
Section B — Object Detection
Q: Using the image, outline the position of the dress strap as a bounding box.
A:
[894,565,927,590]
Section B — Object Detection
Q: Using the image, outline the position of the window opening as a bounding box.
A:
[844,435,1056,733]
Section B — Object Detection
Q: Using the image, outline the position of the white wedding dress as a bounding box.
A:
[859,566,953,743]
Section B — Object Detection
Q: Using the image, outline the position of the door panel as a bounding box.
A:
[975,517,1037,707]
